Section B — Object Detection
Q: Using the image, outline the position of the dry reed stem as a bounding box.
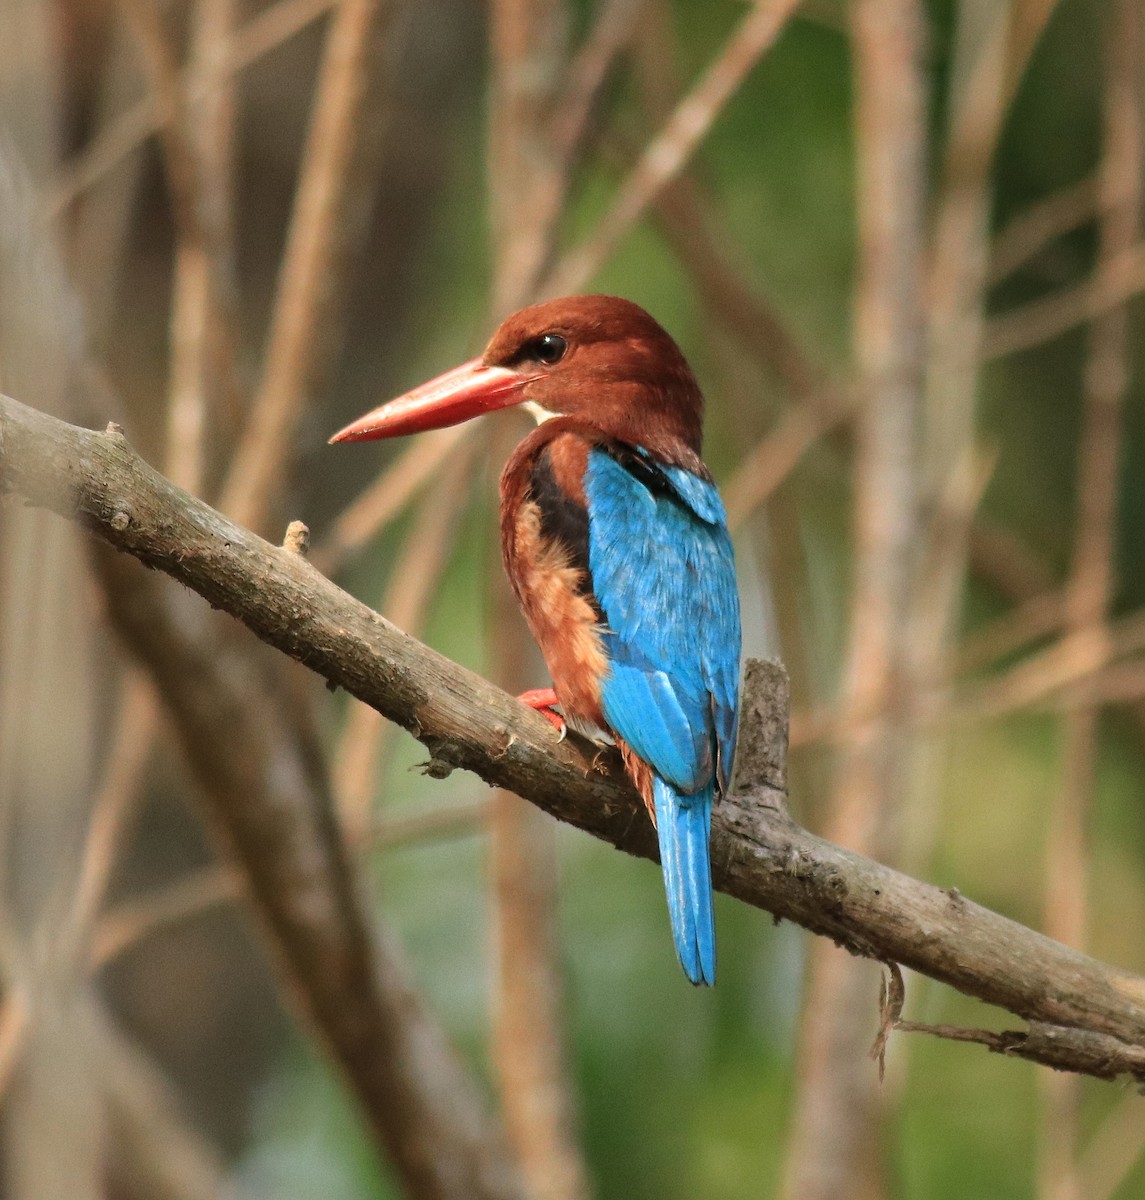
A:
[1040,6,1140,1197]
[166,0,239,492]
[49,0,337,218]
[367,798,491,849]
[788,603,1145,749]
[113,0,239,324]
[487,3,592,1194]
[0,993,30,1107]
[487,0,569,313]
[915,0,1012,690]
[543,0,804,296]
[334,455,476,841]
[65,672,158,958]
[220,0,393,532]
[780,4,927,1198]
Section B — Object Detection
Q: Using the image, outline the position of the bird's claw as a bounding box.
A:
[516,687,567,740]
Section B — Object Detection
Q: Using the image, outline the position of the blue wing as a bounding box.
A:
[583,446,741,796]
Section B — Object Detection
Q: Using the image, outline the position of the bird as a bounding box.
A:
[331,294,741,985]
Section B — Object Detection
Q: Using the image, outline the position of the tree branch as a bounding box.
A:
[3,391,1145,1085]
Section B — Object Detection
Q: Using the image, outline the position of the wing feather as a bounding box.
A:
[585,446,740,795]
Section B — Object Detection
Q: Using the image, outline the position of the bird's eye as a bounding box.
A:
[530,333,567,366]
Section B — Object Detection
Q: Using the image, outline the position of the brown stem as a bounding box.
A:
[781,2,928,1197]
[219,0,395,533]
[1040,5,1141,1198]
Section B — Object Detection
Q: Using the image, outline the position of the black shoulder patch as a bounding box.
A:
[529,449,599,614]
[600,441,677,499]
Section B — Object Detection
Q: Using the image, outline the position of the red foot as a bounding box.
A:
[517,688,566,739]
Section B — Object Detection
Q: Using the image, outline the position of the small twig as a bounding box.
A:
[955,588,1065,675]
[543,0,803,295]
[983,240,1145,362]
[311,423,473,576]
[870,962,906,1082]
[987,174,1098,286]
[165,0,240,492]
[0,992,30,1106]
[91,865,240,969]
[723,393,852,529]
[550,0,641,160]
[65,671,158,957]
[894,1019,1145,1084]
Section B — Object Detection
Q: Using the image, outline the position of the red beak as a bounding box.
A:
[329,358,537,443]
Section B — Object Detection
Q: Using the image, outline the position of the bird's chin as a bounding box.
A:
[524,400,559,425]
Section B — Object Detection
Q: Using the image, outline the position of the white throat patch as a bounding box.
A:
[524,400,558,425]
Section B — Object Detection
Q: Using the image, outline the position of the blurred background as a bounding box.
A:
[1,0,1145,1197]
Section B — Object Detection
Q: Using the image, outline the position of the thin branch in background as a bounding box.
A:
[780,2,927,1197]
[91,866,240,970]
[912,0,1018,705]
[955,588,1065,675]
[61,21,148,349]
[90,1003,231,1200]
[367,798,491,851]
[334,450,476,842]
[312,423,472,576]
[543,0,804,296]
[987,173,1098,286]
[791,602,1145,749]
[488,0,643,307]
[63,672,158,957]
[955,608,1145,722]
[92,797,491,971]
[0,993,30,1108]
[1040,5,1140,1198]
[1079,1090,1145,1200]
[915,0,1062,687]
[166,0,239,492]
[723,394,851,529]
[486,1,592,1195]
[48,0,338,219]
[113,0,240,356]
[549,0,642,161]
[220,0,395,533]
[487,0,569,314]
[982,239,1145,362]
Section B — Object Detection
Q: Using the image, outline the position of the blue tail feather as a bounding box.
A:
[652,776,715,986]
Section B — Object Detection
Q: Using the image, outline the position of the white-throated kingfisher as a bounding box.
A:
[331,295,741,985]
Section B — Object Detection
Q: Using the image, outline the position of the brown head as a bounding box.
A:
[330,295,705,463]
